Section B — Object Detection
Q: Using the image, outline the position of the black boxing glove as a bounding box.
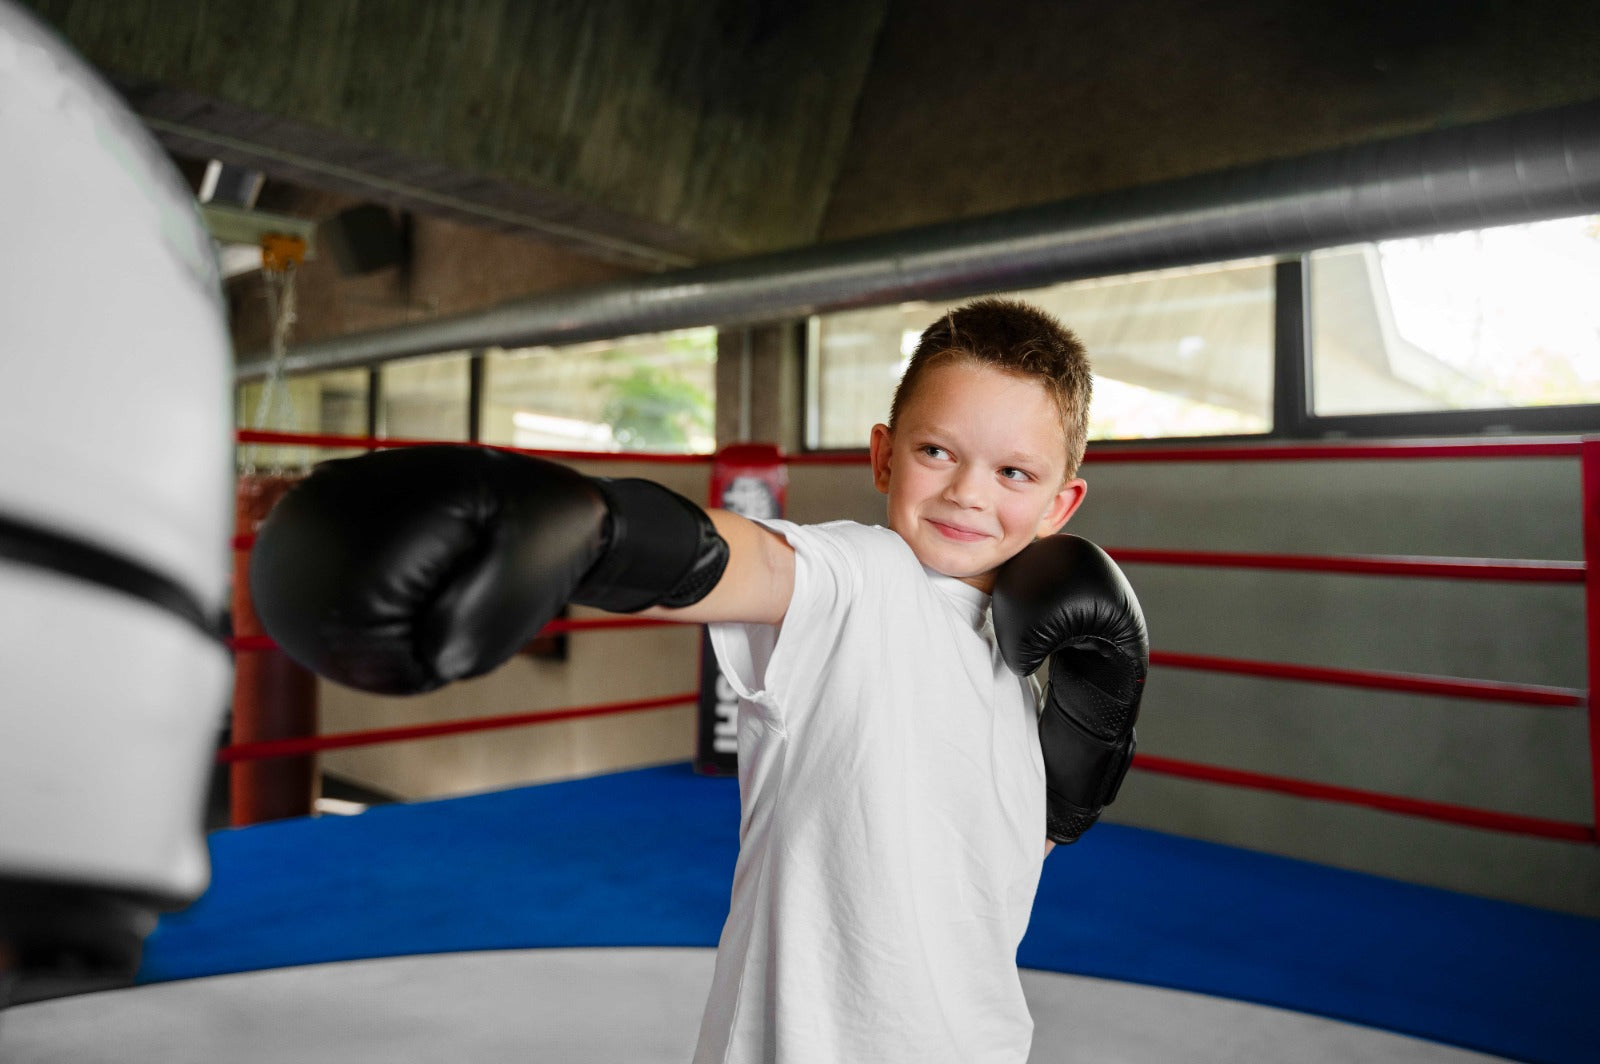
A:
[249,446,728,695]
[992,535,1149,845]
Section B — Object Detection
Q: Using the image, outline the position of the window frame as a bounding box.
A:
[799,242,1600,453]
[1284,254,1600,440]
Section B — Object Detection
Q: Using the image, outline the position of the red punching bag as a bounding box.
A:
[232,474,319,825]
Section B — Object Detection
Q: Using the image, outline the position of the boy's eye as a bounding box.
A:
[1000,467,1032,482]
[921,445,949,460]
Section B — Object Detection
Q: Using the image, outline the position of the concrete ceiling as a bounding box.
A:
[18,0,1600,347]
[22,0,891,270]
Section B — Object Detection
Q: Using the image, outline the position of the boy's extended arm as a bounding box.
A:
[248,447,794,696]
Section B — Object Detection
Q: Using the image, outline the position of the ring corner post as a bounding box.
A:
[1581,437,1600,842]
[232,474,320,825]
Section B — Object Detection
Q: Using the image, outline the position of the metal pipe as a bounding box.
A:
[236,100,1600,381]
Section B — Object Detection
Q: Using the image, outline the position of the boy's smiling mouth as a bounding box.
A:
[927,518,990,542]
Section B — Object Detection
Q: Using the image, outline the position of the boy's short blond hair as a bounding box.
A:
[889,298,1093,478]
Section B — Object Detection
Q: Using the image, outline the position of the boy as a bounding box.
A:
[661,299,1095,1062]
[250,298,1143,1064]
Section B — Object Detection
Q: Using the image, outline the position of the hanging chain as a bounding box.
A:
[245,260,301,474]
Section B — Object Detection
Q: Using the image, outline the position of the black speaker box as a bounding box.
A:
[320,204,406,276]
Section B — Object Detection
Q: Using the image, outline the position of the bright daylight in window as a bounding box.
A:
[481,327,717,454]
[809,258,1275,448]
[1310,214,1600,416]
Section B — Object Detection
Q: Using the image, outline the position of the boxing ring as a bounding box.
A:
[5,427,1598,1063]
[227,427,1599,848]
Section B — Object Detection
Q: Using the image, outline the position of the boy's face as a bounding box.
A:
[869,359,1086,593]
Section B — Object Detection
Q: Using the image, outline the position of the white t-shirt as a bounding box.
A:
[694,520,1047,1064]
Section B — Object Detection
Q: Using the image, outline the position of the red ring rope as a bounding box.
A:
[237,428,711,465]
[235,537,1581,585]
[226,616,675,654]
[1108,548,1584,583]
[227,628,1581,709]
[216,691,697,764]
[539,617,677,635]
[1133,753,1597,843]
[1081,438,1584,463]
[787,437,1585,465]
[1152,650,1584,708]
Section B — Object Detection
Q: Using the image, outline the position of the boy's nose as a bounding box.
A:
[943,467,988,509]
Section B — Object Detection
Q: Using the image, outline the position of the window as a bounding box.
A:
[378,352,471,441]
[237,368,368,469]
[807,258,1275,449]
[480,328,716,454]
[1308,215,1600,418]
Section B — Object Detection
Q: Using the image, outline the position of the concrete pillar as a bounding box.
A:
[715,323,804,453]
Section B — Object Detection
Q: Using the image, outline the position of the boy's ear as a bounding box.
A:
[868,423,894,494]
[1036,477,1087,537]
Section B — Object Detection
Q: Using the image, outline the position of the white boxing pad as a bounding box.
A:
[0,564,230,896]
[0,0,232,938]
